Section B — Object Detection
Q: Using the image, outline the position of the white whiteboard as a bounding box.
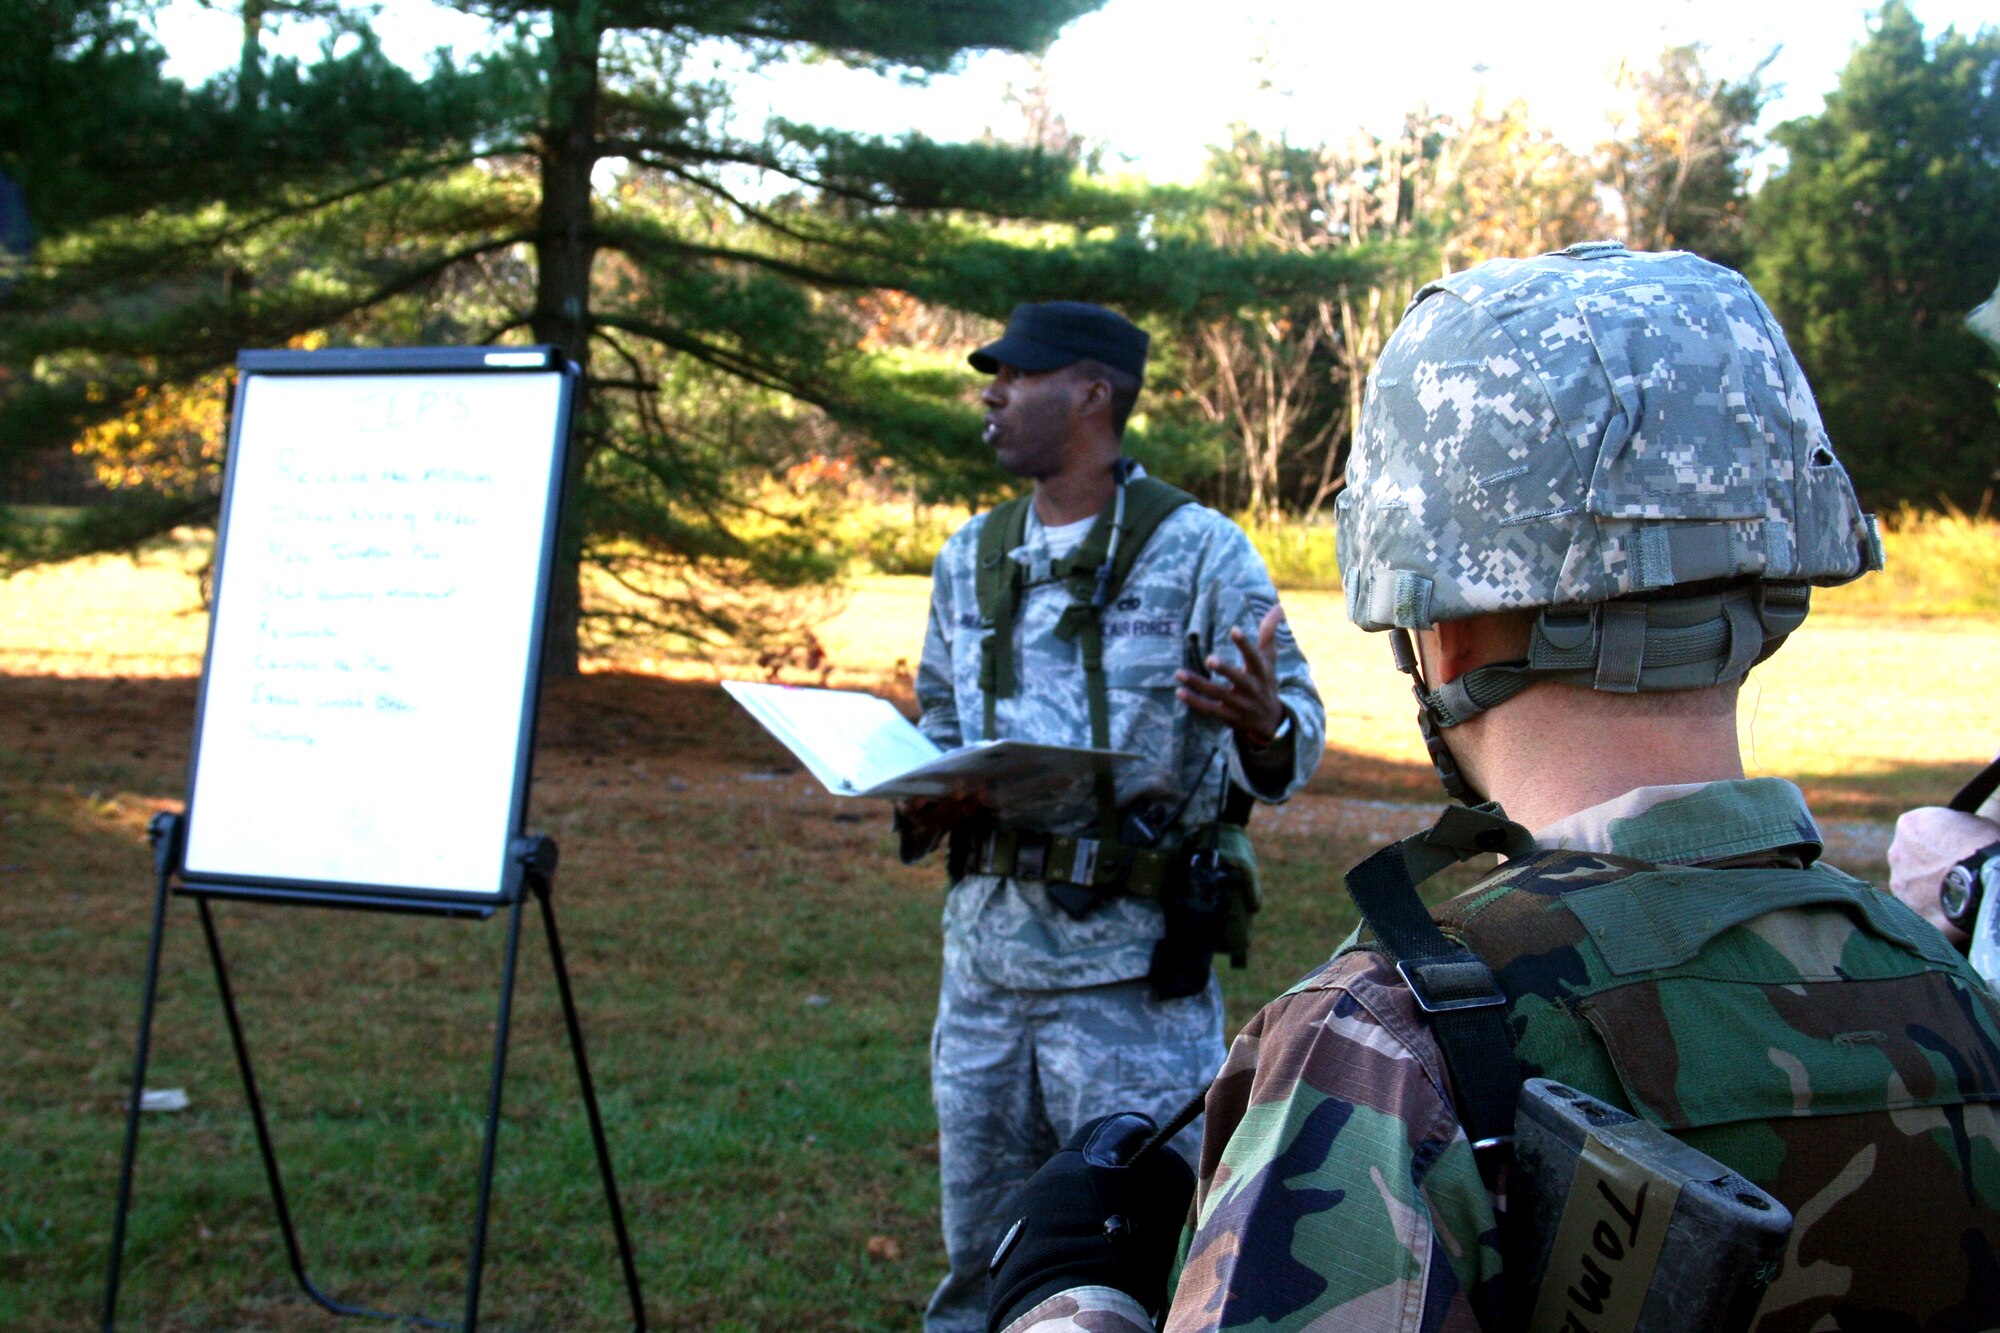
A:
[183,357,571,900]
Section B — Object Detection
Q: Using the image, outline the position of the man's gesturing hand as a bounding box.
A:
[1175,602,1288,749]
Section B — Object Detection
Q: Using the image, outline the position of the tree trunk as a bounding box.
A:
[237,0,266,112]
[531,2,602,677]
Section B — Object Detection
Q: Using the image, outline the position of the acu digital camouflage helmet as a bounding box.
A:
[1339,244,1880,698]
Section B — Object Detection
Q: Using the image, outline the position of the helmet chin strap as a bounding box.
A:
[1389,587,1813,804]
[1390,628,1488,805]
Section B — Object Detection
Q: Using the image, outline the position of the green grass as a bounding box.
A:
[833,504,1347,592]
[0,671,1395,1331]
[1,504,82,527]
[837,504,966,579]
[7,503,1999,1328]
[14,498,2000,615]
[838,500,2000,613]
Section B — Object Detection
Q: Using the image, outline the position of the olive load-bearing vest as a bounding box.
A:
[973,474,1196,845]
[1340,805,2000,1328]
[971,476,1263,961]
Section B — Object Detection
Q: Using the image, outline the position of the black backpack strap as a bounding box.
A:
[1950,755,2000,814]
[1343,804,1538,1156]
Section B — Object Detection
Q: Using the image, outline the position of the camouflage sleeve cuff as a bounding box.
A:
[998,1284,1155,1333]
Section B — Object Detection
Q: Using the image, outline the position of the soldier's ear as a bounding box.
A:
[1069,368,1112,422]
[1431,613,1533,684]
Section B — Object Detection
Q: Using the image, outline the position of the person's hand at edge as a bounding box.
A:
[893,790,989,865]
[986,1112,1195,1333]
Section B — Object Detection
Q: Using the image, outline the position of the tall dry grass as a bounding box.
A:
[835,499,2000,612]
[1819,503,2000,617]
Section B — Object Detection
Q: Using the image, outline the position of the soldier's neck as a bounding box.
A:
[1031,441,1120,527]
[1453,682,1745,832]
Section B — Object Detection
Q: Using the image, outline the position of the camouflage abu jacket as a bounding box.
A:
[1004,779,2000,1333]
[917,492,1324,991]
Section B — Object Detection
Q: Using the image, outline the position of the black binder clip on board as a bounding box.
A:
[101,346,644,1332]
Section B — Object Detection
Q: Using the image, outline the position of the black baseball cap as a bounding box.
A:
[968,301,1149,380]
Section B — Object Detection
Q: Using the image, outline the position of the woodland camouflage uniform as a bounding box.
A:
[1169,781,2000,1332]
[920,492,1324,1333]
[1001,247,2000,1333]
[1007,780,2000,1333]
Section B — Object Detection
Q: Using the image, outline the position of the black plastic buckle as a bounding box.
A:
[1397,955,1506,1014]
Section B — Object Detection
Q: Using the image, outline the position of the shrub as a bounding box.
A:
[1241,517,1343,591]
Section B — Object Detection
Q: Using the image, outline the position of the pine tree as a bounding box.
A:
[1749,1,2000,508]
[3,1,1363,670]
[0,2,212,240]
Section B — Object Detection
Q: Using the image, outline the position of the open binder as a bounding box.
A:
[722,681,1137,801]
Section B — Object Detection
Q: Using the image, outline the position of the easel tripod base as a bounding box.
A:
[101,814,646,1331]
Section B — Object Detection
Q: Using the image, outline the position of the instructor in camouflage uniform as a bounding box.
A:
[904,301,1325,1333]
[992,247,2000,1333]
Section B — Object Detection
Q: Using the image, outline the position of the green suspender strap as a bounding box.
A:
[976,495,1034,739]
[975,475,1196,841]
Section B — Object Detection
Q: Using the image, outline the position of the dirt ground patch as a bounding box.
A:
[0,664,1906,889]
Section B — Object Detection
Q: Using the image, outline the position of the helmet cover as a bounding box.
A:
[1338,243,1879,635]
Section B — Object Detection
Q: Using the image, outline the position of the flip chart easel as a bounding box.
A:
[101,346,644,1331]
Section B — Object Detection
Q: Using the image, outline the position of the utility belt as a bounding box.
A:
[947,813,1263,999]
[951,825,1175,900]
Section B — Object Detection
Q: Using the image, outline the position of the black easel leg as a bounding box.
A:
[101,860,174,1333]
[463,895,528,1332]
[196,899,454,1327]
[196,897,319,1300]
[534,880,647,1331]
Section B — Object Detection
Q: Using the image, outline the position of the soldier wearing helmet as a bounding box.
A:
[989,246,2000,1333]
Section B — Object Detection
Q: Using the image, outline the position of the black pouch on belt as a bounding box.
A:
[1147,842,1238,1000]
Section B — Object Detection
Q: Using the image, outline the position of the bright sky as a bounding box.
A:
[152,0,1996,182]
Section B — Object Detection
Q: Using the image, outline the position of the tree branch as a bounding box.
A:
[594,313,829,408]
[22,148,534,307]
[595,219,880,291]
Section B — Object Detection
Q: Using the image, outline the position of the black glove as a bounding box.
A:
[986,1112,1196,1333]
